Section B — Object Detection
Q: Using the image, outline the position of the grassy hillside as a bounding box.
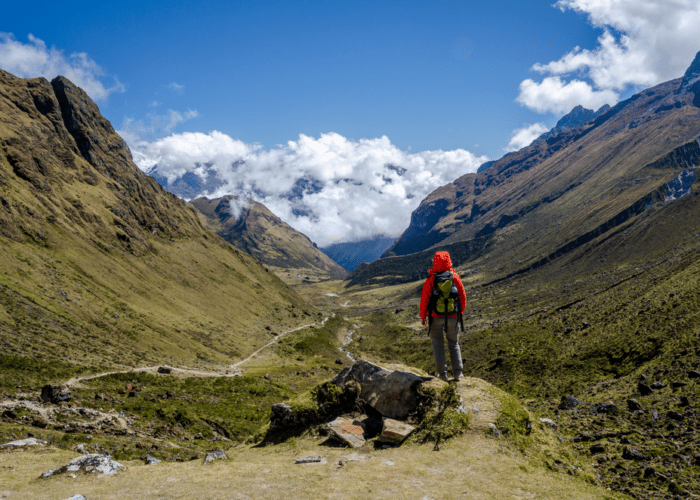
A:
[191,195,348,283]
[0,70,309,373]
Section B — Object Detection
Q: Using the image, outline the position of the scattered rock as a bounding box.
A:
[145,454,161,465]
[643,466,656,479]
[394,308,404,314]
[264,374,271,380]
[203,450,227,465]
[651,409,659,424]
[590,443,606,454]
[627,399,643,411]
[688,370,700,379]
[488,423,501,437]
[1,438,48,449]
[294,456,323,464]
[597,401,618,414]
[157,366,172,374]
[378,418,415,444]
[42,453,123,477]
[327,417,366,448]
[680,396,690,407]
[671,381,687,390]
[41,384,72,404]
[332,360,424,419]
[63,496,87,500]
[650,381,665,390]
[1,409,17,420]
[335,359,344,365]
[667,411,684,422]
[539,418,557,429]
[638,383,653,396]
[558,395,579,410]
[622,446,646,461]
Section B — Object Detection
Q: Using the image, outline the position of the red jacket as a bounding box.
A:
[420,251,467,321]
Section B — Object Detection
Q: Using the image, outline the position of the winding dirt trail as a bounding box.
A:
[64,320,325,388]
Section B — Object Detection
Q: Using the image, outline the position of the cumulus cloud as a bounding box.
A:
[117,109,199,145]
[168,82,185,94]
[505,123,550,152]
[517,0,700,114]
[0,32,124,101]
[129,131,487,246]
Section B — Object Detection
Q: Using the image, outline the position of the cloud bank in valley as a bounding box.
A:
[128,131,487,247]
[518,0,700,114]
[0,33,124,101]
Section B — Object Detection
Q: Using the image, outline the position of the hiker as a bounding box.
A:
[420,251,466,382]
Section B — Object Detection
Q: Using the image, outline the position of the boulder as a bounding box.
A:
[42,453,123,477]
[589,443,606,454]
[41,384,72,404]
[597,401,618,414]
[643,466,656,478]
[157,366,172,374]
[558,395,579,410]
[539,418,557,430]
[638,383,653,396]
[378,418,415,444]
[627,399,643,411]
[145,454,161,465]
[327,417,366,448]
[203,450,227,464]
[332,360,424,419]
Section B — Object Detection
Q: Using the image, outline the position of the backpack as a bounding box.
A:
[428,270,459,316]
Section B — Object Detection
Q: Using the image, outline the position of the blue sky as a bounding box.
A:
[2,0,700,245]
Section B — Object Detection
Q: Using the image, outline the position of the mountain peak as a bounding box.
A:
[681,50,700,88]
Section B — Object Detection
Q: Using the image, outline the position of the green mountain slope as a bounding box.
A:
[0,70,309,369]
[190,195,347,281]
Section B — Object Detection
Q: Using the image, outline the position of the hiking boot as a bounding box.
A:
[453,371,463,381]
[439,372,449,382]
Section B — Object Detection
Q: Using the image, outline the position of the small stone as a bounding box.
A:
[643,466,656,478]
[627,399,643,411]
[335,359,344,365]
[589,443,605,454]
[294,456,323,464]
[264,374,271,380]
[378,418,415,444]
[145,454,161,465]
[203,450,227,464]
[41,384,72,404]
[667,411,684,422]
[651,409,659,424]
[680,396,690,407]
[671,381,686,390]
[688,370,700,379]
[622,446,646,460]
[157,366,172,374]
[638,383,653,396]
[539,418,557,429]
[327,417,366,448]
[63,496,87,500]
[558,395,579,410]
[488,423,501,437]
[597,401,618,414]
[650,381,665,390]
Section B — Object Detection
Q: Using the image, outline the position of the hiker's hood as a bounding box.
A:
[431,251,452,273]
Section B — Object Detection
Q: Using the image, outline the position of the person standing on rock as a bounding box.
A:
[420,251,466,382]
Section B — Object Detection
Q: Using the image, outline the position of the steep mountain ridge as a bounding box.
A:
[320,235,396,271]
[363,54,700,289]
[191,195,347,280]
[0,70,307,368]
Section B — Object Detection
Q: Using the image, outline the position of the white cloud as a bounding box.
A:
[0,32,124,101]
[518,0,700,114]
[505,123,550,152]
[128,131,487,246]
[117,109,199,145]
[168,82,185,94]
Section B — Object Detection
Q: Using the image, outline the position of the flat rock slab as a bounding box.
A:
[333,360,424,419]
[327,417,366,448]
[204,450,228,464]
[43,453,123,477]
[379,418,415,444]
[294,456,323,464]
[1,438,48,449]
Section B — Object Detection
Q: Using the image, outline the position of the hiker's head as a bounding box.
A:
[432,251,452,272]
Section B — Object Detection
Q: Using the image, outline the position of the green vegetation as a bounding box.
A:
[413,383,470,449]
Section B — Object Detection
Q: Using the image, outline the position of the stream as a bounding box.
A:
[338,329,357,362]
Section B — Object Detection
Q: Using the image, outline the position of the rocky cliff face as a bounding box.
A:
[0,70,307,367]
[365,51,700,286]
[191,195,347,280]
